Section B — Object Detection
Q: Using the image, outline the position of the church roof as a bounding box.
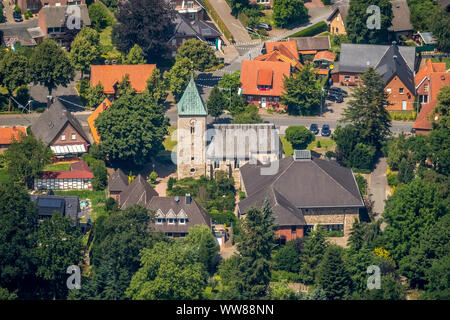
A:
[177,76,207,116]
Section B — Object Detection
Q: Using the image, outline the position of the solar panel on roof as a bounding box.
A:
[38,198,64,208]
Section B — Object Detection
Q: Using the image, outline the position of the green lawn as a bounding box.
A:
[431,57,450,69]
[163,126,177,152]
[53,190,107,222]
[280,136,294,157]
[100,26,119,55]
[281,136,336,157]
[43,163,71,171]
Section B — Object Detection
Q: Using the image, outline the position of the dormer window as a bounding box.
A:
[168,218,175,224]
[179,218,186,224]
[257,69,273,91]
[156,218,164,224]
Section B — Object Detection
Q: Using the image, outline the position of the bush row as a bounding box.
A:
[286,21,328,38]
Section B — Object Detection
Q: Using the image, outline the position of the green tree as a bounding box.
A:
[231,104,263,124]
[387,134,410,170]
[0,51,30,111]
[125,44,146,64]
[146,68,167,104]
[69,27,101,76]
[237,199,275,299]
[342,67,391,148]
[0,287,17,300]
[433,85,450,131]
[29,39,75,95]
[176,39,220,71]
[332,125,361,167]
[428,7,450,53]
[96,93,169,166]
[85,83,107,109]
[88,2,113,32]
[0,183,38,299]
[382,179,447,267]
[269,280,297,300]
[346,0,393,44]
[421,254,450,299]
[281,64,322,116]
[272,0,308,28]
[36,213,84,299]
[164,57,194,102]
[397,157,415,184]
[273,241,301,273]
[348,142,376,170]
[207,86,227,119]
[116,74,135,96]
[126,241,208,300]
[229,0,249,16]
[299,226,327,284]
[185,225,220,274]
[2,133,52,188]
[218,70,241,103]
[91,159,108,190]
[426,128,450,176]
[112,0,175,62]
[316,245,353,300]
[285,125,315,150]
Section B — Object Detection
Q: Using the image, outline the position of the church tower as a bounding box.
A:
[176,77,207,179]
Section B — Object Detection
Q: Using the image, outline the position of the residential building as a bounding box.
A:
[108,172,212,238]
[90,64,156,97]
[331,42,417,111]
[30,194,80,223]
[256,40,302,71]
[87,98,112,145]
[17,0,85,13]
[36,4,90,47]
[171,0,205,21]
[240,60,291,108]
[414,59,450,134]
[34,160,94,190]
[31,98,90,158]
[327,5,349,35]
[289,36,331,56]
[168,12,221,57]
[176,77,282,184]
[327,1,413,40]
[0,126,27,152]
[107,168,129,202]
[238,150,365,244]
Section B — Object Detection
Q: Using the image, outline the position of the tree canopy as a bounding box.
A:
[272,0,309,28]
[175,39,220,72]
[69,27,101,76]
[285,126,315,150]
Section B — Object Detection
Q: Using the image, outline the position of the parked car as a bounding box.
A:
[309,124,319,135]
[328,87,348,96]
[321,124,331,136]
[13,11,23,22]
[326,94,344,103]
[257,23,272,31]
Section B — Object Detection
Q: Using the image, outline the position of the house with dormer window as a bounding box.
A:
[239,60,291,109]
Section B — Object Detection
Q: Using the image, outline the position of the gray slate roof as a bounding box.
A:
[338,43,416,74]
[388,0,413,32]
[108,168,129,193]
[42,4,91,28]
[148,196,211,233]
[375,43,415,94]
[30,195,79,220]
[239,155,364,220]
[119,174,158,210]
[31,98,89,146]
[206,123,282,161]
[172,12,220,42]
[290,36,330,51]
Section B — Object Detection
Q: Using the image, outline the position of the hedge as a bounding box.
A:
[202,0,234,41]
[285,21,328,38]
[389,111,417,121]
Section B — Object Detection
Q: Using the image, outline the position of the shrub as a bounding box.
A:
[387,172,399,187]
[355,174,367,196]
[285,126,315,150]
[167,177,175,191]
[271,270,301,282]
[149,171,158,184]
[91,159,107,191]
[326,230,344,237]
[239,189,246,200]
[316,140,321,148]
[325,151,335,158]
[286,21,328,38]
[14,6,21,13]
[349,143,376,170]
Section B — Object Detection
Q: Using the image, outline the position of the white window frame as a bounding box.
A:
[399,87,404,94]
[71,133,76,140]
[156,218,163,225]
[179,218,186,225]
[61,134,66,141]
[168,218,175,225]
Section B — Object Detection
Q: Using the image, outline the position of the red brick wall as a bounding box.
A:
[275,226,304,242]
[51,123,88,146]
[385,76,415,111]
[38,8,48,36]
[331,72,362,85]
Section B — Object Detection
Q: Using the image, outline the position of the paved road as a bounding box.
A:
[369,157,388,230]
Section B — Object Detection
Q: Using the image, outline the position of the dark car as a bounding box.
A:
[321,124,331,136]
[328,87,348,96]
[13,11,23,22]
[309,123,319,135]
[257,23,272,31]
[326,94,344,103]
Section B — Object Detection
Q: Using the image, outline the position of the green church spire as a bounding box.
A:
[177,76,207,116]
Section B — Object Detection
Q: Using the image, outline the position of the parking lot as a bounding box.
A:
[321,83,355,120]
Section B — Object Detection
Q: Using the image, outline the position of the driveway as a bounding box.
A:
[369,157,388,229]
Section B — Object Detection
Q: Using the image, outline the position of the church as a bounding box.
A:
[176,77,282,187]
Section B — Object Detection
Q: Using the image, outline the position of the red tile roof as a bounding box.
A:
[415,59,447,88]
[240,60,291,97]
[90,64,156,94]
[0,126,27,145]
[313,50,336,62]
[40,160,94,179]
[265,40,299,61]
[257,69,273,86]
[87,98,112,144]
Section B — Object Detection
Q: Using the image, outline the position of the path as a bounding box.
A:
[369,157,388,229]
[207,0,252,44]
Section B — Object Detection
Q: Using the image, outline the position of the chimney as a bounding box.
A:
[174,196,179,203]
[12,126,16,131]
[392,41,397,46]
[102,102,107,111]
[185,193,191,205]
